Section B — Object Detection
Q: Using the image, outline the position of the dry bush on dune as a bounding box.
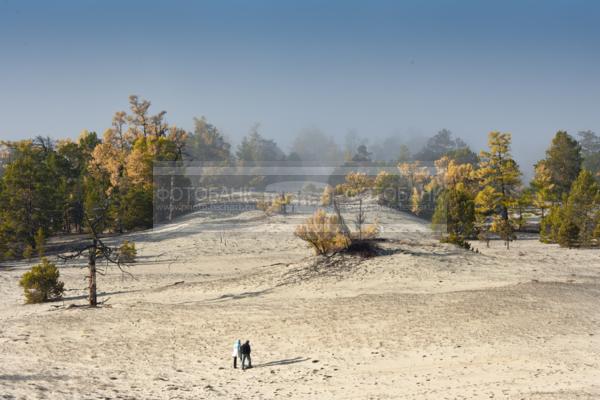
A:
[257,193,293,215]
[358,222,379,240]
[294,209,351,255]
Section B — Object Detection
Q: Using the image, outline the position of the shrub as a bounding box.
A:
[294,209,351,255]
[491,216,516,248]
[357,222,379,240]
[257,193,293,215]
[118,241,137,263]
[256,197,270,212]
[321,185,335,206]
[271,193,293,214]
[441,233,472,250]
[19,258,65,304]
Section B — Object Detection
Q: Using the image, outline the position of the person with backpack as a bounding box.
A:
[240,340,252,370]
[232,339,241,369]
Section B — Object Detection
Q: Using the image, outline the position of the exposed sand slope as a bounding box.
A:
[0,205,599,399]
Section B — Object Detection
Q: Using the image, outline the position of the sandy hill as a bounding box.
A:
[0,205,599,399]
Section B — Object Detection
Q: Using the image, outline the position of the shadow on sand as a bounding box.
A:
[208,289,272,302]
[254,357,310,368]
[61,288,140,302]
[0,374,67,382]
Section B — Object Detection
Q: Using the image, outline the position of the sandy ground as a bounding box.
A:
[0,203,599,399]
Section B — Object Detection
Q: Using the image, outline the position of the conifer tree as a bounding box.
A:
[540,203,563,243]
[373,170,402,207]
[531,160,554,219]
[476,132,521,249]
[543,131,582,201]
[431,157,477,247]
[432,184,475,249]
[0,141,61,255]
[557,170,599,247]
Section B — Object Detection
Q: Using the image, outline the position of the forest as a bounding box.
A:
[1,95,600,261]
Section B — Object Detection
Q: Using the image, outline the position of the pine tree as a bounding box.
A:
[557,170,599,247]
[432,185,475,249]
[0,141,61,254]
[185,116,232,163]
[476,132,521,249]
[543,131,582,201]
[557,218,580,248]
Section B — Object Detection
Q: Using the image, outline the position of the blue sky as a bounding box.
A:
[1,0,599,171]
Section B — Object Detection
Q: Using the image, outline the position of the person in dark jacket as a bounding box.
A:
[240,340,252,370]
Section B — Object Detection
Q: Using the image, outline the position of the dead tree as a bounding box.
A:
[58,209,133,307]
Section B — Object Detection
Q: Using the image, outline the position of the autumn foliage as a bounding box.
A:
[294,209,351,255]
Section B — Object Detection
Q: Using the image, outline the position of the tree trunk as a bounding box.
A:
[168,174,175,222]
[332,198,351,238]
[88,239,97,307]
[358,198,363,240]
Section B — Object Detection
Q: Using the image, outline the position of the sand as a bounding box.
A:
[0,204,599,399]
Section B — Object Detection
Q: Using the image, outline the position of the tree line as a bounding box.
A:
[341,130,600,250]
[2,94,599,260]
[294,129,600,254]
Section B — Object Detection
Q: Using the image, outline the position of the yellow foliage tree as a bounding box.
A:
[335,172,375,239]
[476,132,522,249]
[398,162,431,215]
[531,160,554,219]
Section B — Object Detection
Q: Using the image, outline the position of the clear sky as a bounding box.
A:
[1,0,599,171]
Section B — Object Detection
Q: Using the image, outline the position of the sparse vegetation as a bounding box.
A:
[118,241,137,263]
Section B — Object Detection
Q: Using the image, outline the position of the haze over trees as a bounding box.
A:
[290,128,343,163]
[2,94,600,260]
[237,124,286,164]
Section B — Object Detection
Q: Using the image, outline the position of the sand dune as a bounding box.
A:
[1,205,599,399]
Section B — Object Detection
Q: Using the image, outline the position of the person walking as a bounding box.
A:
[240,340,252,370]
[232,339,241,369]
